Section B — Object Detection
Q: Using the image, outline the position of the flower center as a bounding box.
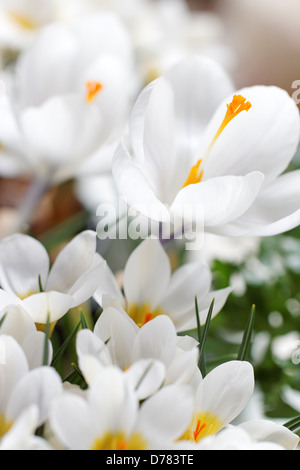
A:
[0,414,13,439]
[183,94,252,188]
[9,12,36,30]
[91,431,147,450]
[127,303,165,328]
[181,411,223,442]
[86,81,103,103]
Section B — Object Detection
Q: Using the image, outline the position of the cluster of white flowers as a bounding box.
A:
[0,0,300,452]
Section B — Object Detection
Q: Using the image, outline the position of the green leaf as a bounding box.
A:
[38,274,44,293]
[197,297,215,377]
[80,310,89,330]
[284,415,300,432]
[43,314,51,366]
[237,304,256,362]
[0,313,6,328]
[51,319,82,368]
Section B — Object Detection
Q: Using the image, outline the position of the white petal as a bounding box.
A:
[93,255,125,307]
[20,95,103,167]
[125,359,166,400]
[76,329,112,367]
[88,367,138,437]
[238,420,299,450]
[7,366,62,426]
[94,307,138,370]
[171,172,264,228]
[136,384,194,444]
[21,332,53,369]
[0,336,29,412]
[220,170,300,236]
[165,56,234,189]
[195,361,254,426]
[165,349,199,386]
[47,231,98,293]
[124,238,171,310]
[159,261,212,318]
[132,315,177,367]
[0,304,36,343]
[0,233,49,297]
[112,139,171,222]
[0,405,39,450]
[21,291,74,323]
[49,393,96,450]
[202,86,300,182]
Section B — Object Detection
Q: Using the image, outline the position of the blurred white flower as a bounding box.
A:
[94,238,231,332]
[76,308,201,397]
[0,335,62,449]
[0,304,53,368]
[113,56,300,237]
[0,13,137,183]
[49,366,194,450]
[0,230,104,325]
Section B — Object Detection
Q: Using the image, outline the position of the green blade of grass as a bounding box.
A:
[51,319,82,368]
[197,298,215,377]
[237,305,256,362]
[43,313,51,366]
[284,415,300,432]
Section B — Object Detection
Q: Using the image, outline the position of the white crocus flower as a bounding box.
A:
[0,0,59,53]
[0,335,62,449]
[180,361,255,443]
[94,238,231,332]
[49,366,194,450]
[0,230,104,326]
[76,307,201,396]
[112,56,300,237]
[0,13,137,184]
[0,304,53,368]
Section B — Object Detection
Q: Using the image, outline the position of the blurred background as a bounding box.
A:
[1,0,300,426]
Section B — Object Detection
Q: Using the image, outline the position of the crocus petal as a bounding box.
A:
[94,307,138,370]
[93,254,125,307]
[21,291,74,323]
[21,332,53,369]
[20,95,103,168]
[168,286,232,332]
[7,366,63,426]
[0,304,36,343]
[0,405,39,451]
[76,329,112,367]
[135,384,194,445]
[46,230,98,294]
[125,359,166,400]
[49,393,96,450]
[0,336,29,412]
[159,261,212,318]
[202,86,300,183]
[132,315,177,367]
[123,238,171,310]
[0,234,49,298]
[112,139,171,222]
[195,361,254,427]
[171,172,264,228]
[218,170,300,236]
[165,56,235,188]
[238,420,299,450]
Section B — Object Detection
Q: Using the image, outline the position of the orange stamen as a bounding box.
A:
[118,441,127,451]
[193,420,207,442]
[143,313,153,325]
[86,81,103,102]
[183,94,252,188]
